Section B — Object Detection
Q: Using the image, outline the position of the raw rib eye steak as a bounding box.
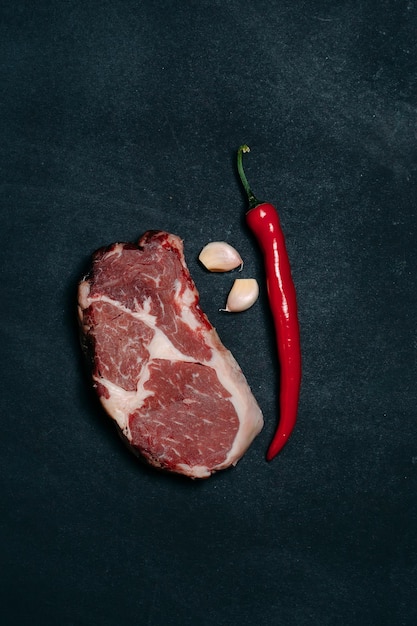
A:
[78,231,263,478]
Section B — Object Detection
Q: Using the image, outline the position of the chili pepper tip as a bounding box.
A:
[266,440,285,462]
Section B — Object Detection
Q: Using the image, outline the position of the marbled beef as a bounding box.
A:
[78,231,263,478]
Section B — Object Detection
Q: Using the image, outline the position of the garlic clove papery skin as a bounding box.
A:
[223,278,259,313]
[198,241,243,272]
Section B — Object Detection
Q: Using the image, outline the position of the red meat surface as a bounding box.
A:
[78,231,263,478]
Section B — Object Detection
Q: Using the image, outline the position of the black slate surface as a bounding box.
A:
[1,1,417,624]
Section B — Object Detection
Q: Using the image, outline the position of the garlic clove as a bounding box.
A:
[222,278,259,313]
[198,241,243,272]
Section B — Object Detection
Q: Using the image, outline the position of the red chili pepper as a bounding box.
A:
[237,145,301,461]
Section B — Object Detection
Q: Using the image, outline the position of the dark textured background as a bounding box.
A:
[1,1,417,624]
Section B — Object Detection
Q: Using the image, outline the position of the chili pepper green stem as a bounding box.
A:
[237,145,261,210]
